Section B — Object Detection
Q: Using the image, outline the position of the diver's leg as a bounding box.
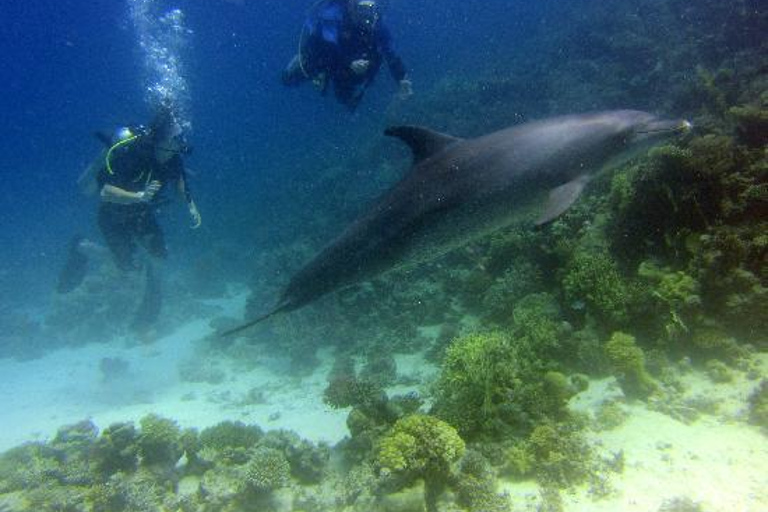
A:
[98,206,139,271]
[131,211,165,337]
[136,210,168,261]
[56,235,88,293]
[131,260,162,335]
[333,77,363,111]
[282,55,310,86]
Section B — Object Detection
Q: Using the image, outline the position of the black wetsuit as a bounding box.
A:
[283,0,407,110]
[96,139,185,271]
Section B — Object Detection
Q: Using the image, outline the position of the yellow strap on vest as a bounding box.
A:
[104,135,139,175]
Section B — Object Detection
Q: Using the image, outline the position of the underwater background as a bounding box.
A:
[0,0,766,511]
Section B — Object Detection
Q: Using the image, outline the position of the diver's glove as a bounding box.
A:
[188,200,202,229]
[137,180,162,203]
[397,77,413,99]
[312,72,328,92]
[350,59,371,75]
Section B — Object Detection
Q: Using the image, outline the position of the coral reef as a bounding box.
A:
[92,422,139,476]
[198,420,263,465]
[525,421,595,488]
[137,414,184,470]
[431,327,575,441]
[4,0,766,510]
[430,330,523,439]
[243,446,290,494]
[376,414,465,512]
[747,379,768,429]
[604,332,659,399]
[452,450,511,512]
[562,250,633,327]
[260,429,330,485]
[0,417,337,512]
[593,401,630,432]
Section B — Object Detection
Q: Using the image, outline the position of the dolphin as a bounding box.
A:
[223,110,690,336]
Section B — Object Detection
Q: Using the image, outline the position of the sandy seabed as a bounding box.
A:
[503,372,768,512]
[1,293,766,512]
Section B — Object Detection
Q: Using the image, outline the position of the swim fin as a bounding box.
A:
[131,262,162,332]
[56,235,89,294]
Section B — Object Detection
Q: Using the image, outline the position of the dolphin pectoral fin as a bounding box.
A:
[385,126,461,165]
[535,174,590,226]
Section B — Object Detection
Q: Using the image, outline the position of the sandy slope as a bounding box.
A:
[501,367,768,512]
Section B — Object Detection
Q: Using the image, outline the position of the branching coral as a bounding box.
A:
[693,228,768,343]
[430,331,519,438]
[511,292,567,358]
[604,332,659,399]
[637,261,702,343]
[243,446,291,494]
[432,327,577,441]
[729,104,768,147]
[747,379,768,429]
[93,422,139,477]
[323,367,385,412]
[376,414,465,512]
[137,414,183,469]
[199,421,263,465]
[563,250,632,326]
[481,261,544,323]
[452,449,511,512]
[525,421,595,488]
[359,350,398,388]
[0,443,60,493]
[593,401,630,431]
[608,144,719,267]
[260,429,330,485]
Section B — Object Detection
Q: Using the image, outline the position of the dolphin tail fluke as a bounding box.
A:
[219,301,291,338]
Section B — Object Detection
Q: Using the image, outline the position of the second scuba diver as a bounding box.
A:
[282,0,413,111]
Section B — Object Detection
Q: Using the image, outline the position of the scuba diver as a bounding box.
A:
[282,0,413,111]
[96,107,201,272]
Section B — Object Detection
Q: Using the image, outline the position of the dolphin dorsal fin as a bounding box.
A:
[385,125,461,165]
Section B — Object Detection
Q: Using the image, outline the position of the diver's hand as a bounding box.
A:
[350,59,370,75]
[397,78,413,99]
[188,201,202,229]
[137,180,162,203]
[312,72,327,91]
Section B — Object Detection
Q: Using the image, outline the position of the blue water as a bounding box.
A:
[0,2,767,510]
[0,0,550,310]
